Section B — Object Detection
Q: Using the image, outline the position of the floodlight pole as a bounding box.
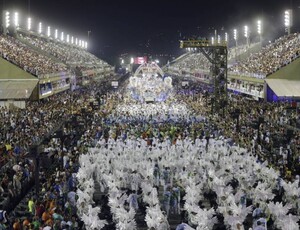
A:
[28,0,31,16]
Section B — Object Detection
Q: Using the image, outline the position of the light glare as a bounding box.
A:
[27,17,32,31]
[233,29,237,40]
[257,20,262,34]
[14,12,19,27]
[38,22,42,34]
[285,10,290,27]
[47,26,51,37]
[244,25,248,38]
[5,11,10,28]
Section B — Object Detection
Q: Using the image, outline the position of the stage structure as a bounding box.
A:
[180,39,228,114]
[128,62,172,103]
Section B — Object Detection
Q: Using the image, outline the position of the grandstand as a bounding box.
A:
[165,33,300,101]
[0,14,114,106]
[1,7,300,230]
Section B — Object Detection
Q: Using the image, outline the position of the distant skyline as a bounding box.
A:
[2,0,300,64]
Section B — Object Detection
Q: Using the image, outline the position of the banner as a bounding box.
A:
[134,56,147,64]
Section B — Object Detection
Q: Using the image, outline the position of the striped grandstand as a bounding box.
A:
[0,26,114,106]
[165,34,300,102]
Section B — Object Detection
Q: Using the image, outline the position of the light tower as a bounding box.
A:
[2,11,10,34]
[225,32,228,44]
[14,12,19,29]
[284,10,292,35]
[55,29,58,39]
[47,26,51,37]
[244,25,249,47]
[233,29,238,47]
[38,22,42,34]
[257,20,262,43]
[27,17,32,31]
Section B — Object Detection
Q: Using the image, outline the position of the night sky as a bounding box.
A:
[2,0,300,64]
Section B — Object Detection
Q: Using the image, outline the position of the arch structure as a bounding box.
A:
[128,62,172,103]
[134,62,164,78]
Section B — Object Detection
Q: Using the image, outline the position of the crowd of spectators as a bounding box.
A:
[168,33,300,80]
[19,33,111,76]
[229,33,300,78]
[0,73,299,229]
[0,77,117,229]
[0,33,112,80]
[167,52,210,76]
[0,34,68,77]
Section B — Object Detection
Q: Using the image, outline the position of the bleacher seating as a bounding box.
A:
[0,34,68,77]
[19,33,111,76]
[0,33,112,79]
[229,33,300,78]
[167,52,210,76]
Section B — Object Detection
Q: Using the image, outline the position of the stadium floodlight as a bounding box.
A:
[71,36,74,44]
[47,26,51,37]
[130,57,134,64]
[75,38,78,45]
[27,17,32,31]
[14,12,19,28]
[211,36,215,45]
[257,20,261,35]
[233,29,237,41]
[79,39,82,47]
[244,25,249,47]
[244,25,248,38]
[55,29,58,39]
[5,11,10,28]
[217,35,221,44]
[284,10,290,27]
[38,22,42,34]
[284,10,292,34]
[66,34,70,43]
[257,20,262,43]
[85,41,88,49]
[225,32,228,42]
[61,31,64,41]
[233,29,238,49]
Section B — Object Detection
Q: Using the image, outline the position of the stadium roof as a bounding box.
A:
[0,79,38,99]
[266,79,300,98]
[0,57,37,80]
[0,57,38,99]
[265,56,300,98]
